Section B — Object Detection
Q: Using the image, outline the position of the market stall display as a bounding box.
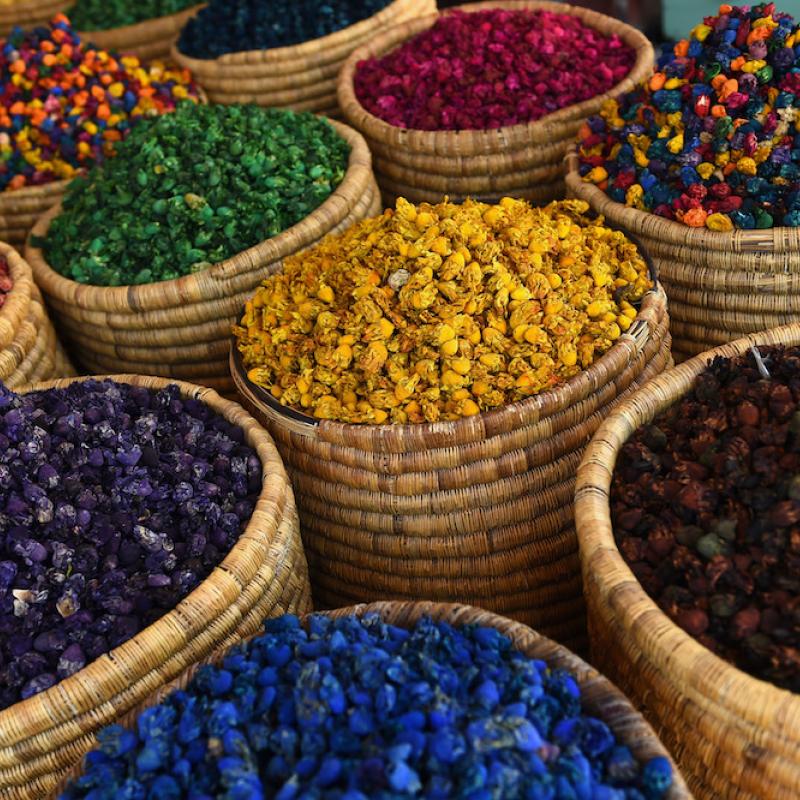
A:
[58,602,691,800]
[171,0,435,116]
[338,0,653,205]
[0,241,73,388]
[26,103,379,394]
[0,374,310,800]
[74,1,204,61]
[575,327,800,799]
[568,3,800,360]
[0,15,200,246]
[232,196,671,651]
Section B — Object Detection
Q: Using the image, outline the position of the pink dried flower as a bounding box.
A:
[354,9,635,131]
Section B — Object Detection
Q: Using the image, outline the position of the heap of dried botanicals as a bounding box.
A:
[70,0,198,31]
[0,15,199,192]
[611,346,800,692]
[579,3,800,230]
[0,256,10,310]
[178,0,393,60]
[354,8,636,131]
[236,197,652,425]
[39,103,350,286]
[0,379,261,710]
[61,613,674,800]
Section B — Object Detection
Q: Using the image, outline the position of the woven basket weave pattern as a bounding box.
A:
[78,3,204,61]
[337,0,654,206]
[0,0,68,35]
[0,241,74,388]
[231,287,671,653]
[55,600,693,799]
[171,0,436,114]
[0,374,311,800]
[565,148,800,362]
[25,120,379,395]
[574,325,800,800]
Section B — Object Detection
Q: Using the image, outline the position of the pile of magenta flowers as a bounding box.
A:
[354,8,636,131]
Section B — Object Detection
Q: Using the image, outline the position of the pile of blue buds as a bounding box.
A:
[61,613,674,799]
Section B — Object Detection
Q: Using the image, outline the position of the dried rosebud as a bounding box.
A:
[677,608,709,637]
[732,608,762,640]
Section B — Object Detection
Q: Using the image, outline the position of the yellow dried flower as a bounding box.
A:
[234,197,653,424]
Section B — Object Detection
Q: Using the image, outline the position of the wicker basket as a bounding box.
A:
[0,240,74,388]
[231,280,672,653]
[25,120,379,396]
[0,0,68,35]
[0,373,311,800]
[56,600,693,800]
[171,0,434,115]
[337,0,654,206]
[77,3,203,60]
[574,325,800,800]
[565,148,800,363]
[0,181,69,249]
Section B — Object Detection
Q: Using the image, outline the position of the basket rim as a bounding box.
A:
[75,1,204,36]
[574,326,800,731]
[230,220,662,440]
[55,600,692,798]
[565,146,800,252]
[0,242,34,351]
[171,0,425,66]
[337,0,654,156]
[0,178,71,207]
[24,117,373,312]
[0,373,292,745]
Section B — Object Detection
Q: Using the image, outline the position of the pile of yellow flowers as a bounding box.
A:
[235,197,652,424]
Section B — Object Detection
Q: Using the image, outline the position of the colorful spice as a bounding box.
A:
[354,9,635,132]
[0,15,199,193]
[0,256,10,310]
[61,612,674,799]
[0,379,261,710]
[579,3,800,230]
[38,103,350,286]
[235,198,652,425]
[178,0,393,60]
[70,0,198,31]
[611,346,800,691]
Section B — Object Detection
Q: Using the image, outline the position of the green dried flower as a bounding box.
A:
[70,0,199,31]
[40,103,350,286]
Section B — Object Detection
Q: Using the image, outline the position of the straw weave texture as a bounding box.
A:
[231,285,671,653]
[25,119,379,395]
[0,240,74,388]
[0,373,311,800]
[55,600,693,799]
[78,3,203,61]
[565,148,800,362]
[171,0,435,114]
[337,0,654,206]
[0,0,67,35]
[575,325,800,799]
[0,181,69,249]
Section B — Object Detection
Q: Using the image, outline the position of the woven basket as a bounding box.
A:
[231,278,672,653]
[337,0,654,206]
[565,147,800,363]
[56,600,693,800]
[0,181,69,249]
[0,373,311,800]
[170,0,435,114]
[77,3,203,60]
[25,120,379,396]
[0,0,67,34]
[574,325,800,800]
[0,240,74,388]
